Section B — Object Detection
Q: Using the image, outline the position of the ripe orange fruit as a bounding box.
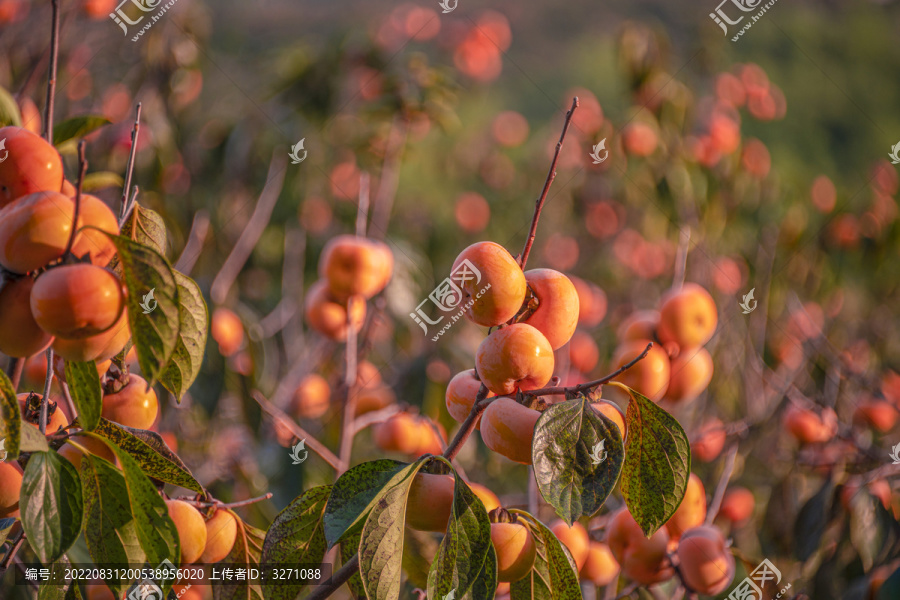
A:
[0,276,53,357]
[101,375,159,430]
[290,373,331,419]
[475,324,555,395]
[211,308,244,357]
[0,126,64,207]
[491,521,537,582]
[665,473,707,540]
[0,462,23,518]
[783,405,837,444]
[692,417,727,462]
[18,393,70,432]
[719,487,755,523]
[580,542,620,586]
[656,283,718,350]
[445,369,493,428]
[319,234,393,301]
[31,264,125,339]
[406,473,455,532]
[452,241,527,327]
[0,191,76,273]
[568,330,599,373]
[663,347,713,404]
[69,194,119,266]
[612,339,670,401]
[521,269,579,350]
[549,519,590,570]
[606,508,674,586]
[165,500,207,564]
[52,310,131,362]
[200,509,238,563]
[304,280,366,341]
[675,525,735,595]
[480,398,541,464]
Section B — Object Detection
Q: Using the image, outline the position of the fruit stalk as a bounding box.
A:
[41,0,60,143]
[518,96,578,269]
[39,347,53,434]
[5,357,24,390]
[172,492,273,509]
[62,141,88,258]
[118,103,142,225]
[706,443,738,524]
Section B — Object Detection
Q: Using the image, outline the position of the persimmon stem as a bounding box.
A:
[39,347,54,434]
[119,103,142,225]
[443,384,493,461]
[519,96,579,269]
[6,357,25,391]
[41,0,60,143]
[707,443,738,524]
[175,493,273,509]
[63,140,88,257]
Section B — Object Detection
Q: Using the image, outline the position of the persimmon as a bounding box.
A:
[840,479,892,511]
[19,393,69,432]
[290,373,331,419]
[52,310,130,362]
[200,509,238,563]
[692,418,726,462]
[618,310,659,342]
[445,369,494,428]
[304,280,366,341]
[676,525,735,595]
[406,473,455,532]
[491,520,537,582]
[166,499,208,564]
[475,324,555,395]
[353,384,396,415]
[521,269,579,349]
[0,276,53,357]
[319,234,393,301]
[612,339,670,401]
[416,418,447,455]
[549,519,590,570]
[622,122,658,157]
[101,375,159,430]
[69,194,119,266]
[58,437,116,470]
[569,330,599,374]
[31,264,124,338]
[0,191,76,273]
[0,462,23,518]
[606,508,674,586]
[591,401,626,436]
[480,398,541,464]
[357,360,382,388]
[853,399,898,433]
[663,347,713,404]
[0,126,64,207]
[373,413,445,456]
[452,241,527,327]
[665,473,707,540]
[568,276,607,328]
[783,405,837,444]
[656,283,718,350]
[720,487,755,523]
[211,307,244,357]
[580,542,620,586]
[470,482,501,512]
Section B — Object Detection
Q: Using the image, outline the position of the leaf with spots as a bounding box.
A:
[0,369,20,459]
[532,397,624,525]
[20,451,83,563]
[612,381,691,536]
[158,272,208,401]
[509,511,581,600]
[64,360,102,431]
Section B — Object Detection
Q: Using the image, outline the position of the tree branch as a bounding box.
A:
[250,391,341,471]
[41,0,60,143]
[119,104,143,226]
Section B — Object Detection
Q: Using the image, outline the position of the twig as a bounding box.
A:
[444,386,493,461]
[304,554,360,600]
[707,443,738,523]
[39,348,53,434]
[0,528,25,575]
[356,172,370,237]
[672,227,691,290]
[519,97,579,269]
[211,153,287,304]
[60,381,77,421]
[173,210,211,276]
[41,0,60,143]
[338,297,362,472]
[174,493,273,509]
[370,117,408,241]
[6,357,24,391]
[250,391,341,471]
[63,141,88,257]
[119,104,143,225]
[351,404,401,434]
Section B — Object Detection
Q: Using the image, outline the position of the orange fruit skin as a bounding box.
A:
[31,264,125,339]
[353,384,396,416]
[200,509,238,563]
[665,473,707,541]
[291,374,331,419]
[58,437,116,471]
[475,324,555,395]
[570,276,607,328]
[853,399,898,433]
[373,412,424,455]
[319,234,393,301]
[304,280,366,341]
[52,310,130,362]
[70,194,119,266]
[0,276,53,357]
[406,473,455,532]
[591,401,626,437]
[469,482,501,512]
[101,375,159,430]
[720,487,755,523]
[692,418,727,462]
[480,398,541,464]
[166,500,208,565]
[18,394,69,433]
[0,191,75,273]
[676,525,735,595]
[783,405,837,444]
[617,310,659,342]
[452,241,527,327]
[568,330,599,374]
[491,522,537,582]
[211,308,244,357]
[580,542,620,586]
[445,369,493,428]
[549,519,590,571]
[522,269,579,350]
[612,339,671,401]
[0,462,23,518]
[0,126,64,208]
[656,283,718,350]
[663,347,713,404]
[606,508,674,586]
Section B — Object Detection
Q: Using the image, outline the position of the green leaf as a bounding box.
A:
[0,369,21,459]
[159,272,208,401]
[65,583,84,600]
[462,547,497,600]
[80,453,147,596]
[120,205,168,257]
[213,513,264,600]
[91,418,203,493]
[260,486,331,600]
[427,467,493,600]
[65,361,102,431]
[358,466,424,600]
[0,86,22,127]
[324,459,416,547]
[20,451,83,563]
[20,424,50,453]
[532,397,625,524]
[92,433,179,566]
[509,511,581,600]
[0,517,16,546]
[400,529,438,591]
[848,486,887,571]
[340,529,366,599]
[82,171,125,193]
[38,557,72,600]
[612,382,691,536]
[53,115,111,146]
[100,232,180,387]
